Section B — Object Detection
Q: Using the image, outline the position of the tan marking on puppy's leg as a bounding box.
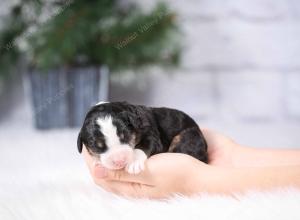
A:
[168,134,182,152]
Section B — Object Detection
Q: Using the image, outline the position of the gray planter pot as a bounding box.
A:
[27,66,109,129]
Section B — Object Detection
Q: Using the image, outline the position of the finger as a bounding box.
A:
[82,145,97,176]
[95,164,154,186]
[82,145,92,164]
[93,170,157,198]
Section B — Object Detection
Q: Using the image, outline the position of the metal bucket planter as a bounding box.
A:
[27,66,109,129]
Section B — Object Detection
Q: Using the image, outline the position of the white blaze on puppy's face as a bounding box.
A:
[96,116,131,169]
[97,116,121,149]
[96,115,147,173]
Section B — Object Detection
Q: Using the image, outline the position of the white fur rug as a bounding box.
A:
[1,176,300,220]
[1,145,300,220]
[1,108,300,220]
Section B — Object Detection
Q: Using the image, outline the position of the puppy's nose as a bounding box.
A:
[112,155,127,168]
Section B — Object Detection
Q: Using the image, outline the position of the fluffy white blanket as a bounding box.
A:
[1,168,300,220]
[1,122,299,220]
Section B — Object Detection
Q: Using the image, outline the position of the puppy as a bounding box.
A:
[77,101,208,174]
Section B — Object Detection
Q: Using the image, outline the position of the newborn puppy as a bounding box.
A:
[77,101,208,174]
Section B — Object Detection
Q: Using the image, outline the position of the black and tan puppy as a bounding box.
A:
[77,102,208,174]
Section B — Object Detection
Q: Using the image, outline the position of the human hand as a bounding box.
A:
[82,128,300,198]
[202,128,241,167]
[82,145,210,199]
[82,128,242,198]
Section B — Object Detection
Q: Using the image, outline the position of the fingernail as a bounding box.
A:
[94,165,107,178]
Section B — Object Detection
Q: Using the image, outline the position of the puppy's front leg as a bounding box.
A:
[126,135,163,174]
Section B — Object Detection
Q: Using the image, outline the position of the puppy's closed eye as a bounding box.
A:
[96,141,103,148]
[119,133,125,140]
[88,141,106,154]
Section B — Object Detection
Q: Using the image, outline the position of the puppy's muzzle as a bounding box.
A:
[101,147,133,170]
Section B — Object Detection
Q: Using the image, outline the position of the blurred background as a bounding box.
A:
[1,1,300,216]
[1,0,300,177]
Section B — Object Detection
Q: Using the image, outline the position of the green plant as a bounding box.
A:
[0,4,26,78]
[0,0,42,77]
[0,0,181,74]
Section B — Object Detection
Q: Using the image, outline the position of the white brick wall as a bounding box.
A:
[231,0,289,20]
[110,70,216,118]
[111,0,300,146]
[216,71,282,120]
[182,20,300,70]
[145,71,215,118]
[285,73,300,118]
[110,0,300,120]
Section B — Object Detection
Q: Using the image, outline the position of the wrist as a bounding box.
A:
[197,165,300,195]
[191,165,243,195]
[231,144,253,167]
[188,163,223,195]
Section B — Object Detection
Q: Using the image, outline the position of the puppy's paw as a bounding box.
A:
[126,159,145,174]
[125,149,147,174]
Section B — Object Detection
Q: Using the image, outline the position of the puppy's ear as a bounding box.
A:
[128,111,150,130]
[77,131,83,153]
[127,112,142,129]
